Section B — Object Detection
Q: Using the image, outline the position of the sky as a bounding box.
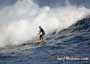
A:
[0,0,90,8]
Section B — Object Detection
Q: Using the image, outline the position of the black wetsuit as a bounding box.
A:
[39,27,45,40]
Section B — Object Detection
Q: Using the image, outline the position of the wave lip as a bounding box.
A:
[63,16,90,33]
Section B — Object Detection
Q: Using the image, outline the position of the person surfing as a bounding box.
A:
[34,26,45,45]
[38,26,45,41]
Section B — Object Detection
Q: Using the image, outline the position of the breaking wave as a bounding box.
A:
[0,0,90,47]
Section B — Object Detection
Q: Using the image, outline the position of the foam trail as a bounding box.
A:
[0,0,89,47]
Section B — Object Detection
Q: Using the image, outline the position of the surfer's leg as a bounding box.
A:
[40,35,43,40]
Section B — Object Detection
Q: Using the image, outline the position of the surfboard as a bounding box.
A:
[19,40,46,47]
[33,40,46,45]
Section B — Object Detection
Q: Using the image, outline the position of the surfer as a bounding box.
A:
[38,26,45,41]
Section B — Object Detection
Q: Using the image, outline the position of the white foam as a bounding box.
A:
[0,0,89,47]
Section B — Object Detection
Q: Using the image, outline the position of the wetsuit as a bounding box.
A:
[39,27,45,40]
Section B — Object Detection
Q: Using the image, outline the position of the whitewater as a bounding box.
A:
[0,0,89,47]
[0,0,90,64]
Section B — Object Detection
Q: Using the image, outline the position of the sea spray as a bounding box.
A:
[0,0,89,47]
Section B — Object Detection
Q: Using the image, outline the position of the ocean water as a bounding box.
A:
[0,0,90,64]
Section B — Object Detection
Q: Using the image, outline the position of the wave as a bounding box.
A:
[0,0,90,47]
[73,16,90,31]
[59,16,90,33]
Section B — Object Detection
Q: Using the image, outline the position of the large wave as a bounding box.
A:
[0,0,90,47]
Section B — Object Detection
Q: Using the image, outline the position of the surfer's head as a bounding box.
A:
[39,26,41,29]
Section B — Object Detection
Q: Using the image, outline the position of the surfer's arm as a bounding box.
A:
[37,31,40,35]
[37,32,42,35]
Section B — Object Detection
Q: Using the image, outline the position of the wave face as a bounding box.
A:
[72,17,90,31]
[0,0,90,47]
[58,17,90,33]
